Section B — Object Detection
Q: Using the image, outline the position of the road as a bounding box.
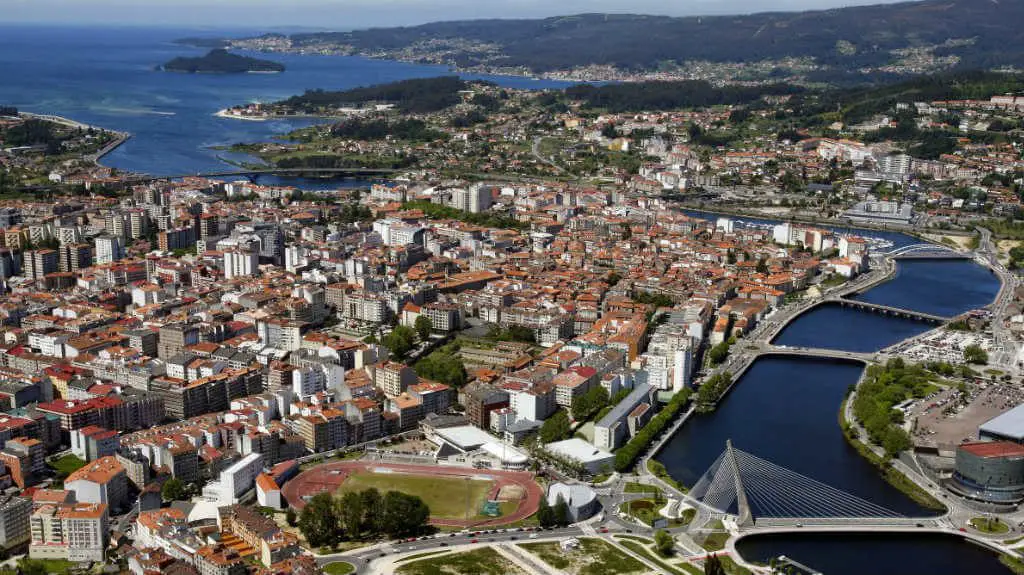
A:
[976,226,1020,372]
[315,525,602,573]
[531,136,570,176]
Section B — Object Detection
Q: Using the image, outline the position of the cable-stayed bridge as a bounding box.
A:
[688,441,940,528]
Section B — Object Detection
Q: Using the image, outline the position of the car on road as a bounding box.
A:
[529,534,538,539]
[471,539,478,543]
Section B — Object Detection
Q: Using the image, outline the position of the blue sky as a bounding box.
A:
[4,0,910,28]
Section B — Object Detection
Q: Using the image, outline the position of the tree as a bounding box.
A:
[359,488,384,534]
[553,495,570,527]
[707,341,731,366]
[539,410,572,443]
[964,344,988,365]
[382,325,417,359]
[381,491,430,537]
[285,507,297,527]
[654,529,675,557]
[338,491,364,538]
[882,426,912,457]
[756,257,769,274]
[703,554,726,575]
[414,315,433,341]
[537,496,555,528]
[414,347,468,387]
[161,478,186,502]
[298,492,342,548]
[571,386,610,421]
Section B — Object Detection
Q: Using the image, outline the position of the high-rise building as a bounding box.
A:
[223,249,258,279]
[452,185,493,213]
[0,494,31,552]
[23,249,58,280]
[95,236,124,265]
[59,244,92,273]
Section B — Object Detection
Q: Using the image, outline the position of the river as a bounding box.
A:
[654,219,1011,572]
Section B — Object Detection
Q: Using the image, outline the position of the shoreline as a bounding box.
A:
[21,111,131,166]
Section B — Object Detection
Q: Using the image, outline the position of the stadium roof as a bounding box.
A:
[545,438,613,464]
[434,425,495,451]
[980,404,1024,441]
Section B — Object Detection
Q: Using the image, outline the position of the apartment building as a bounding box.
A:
[30,502,109,562]
[64,456,128,511]
[372,361,417,398]
[0,494,31,552]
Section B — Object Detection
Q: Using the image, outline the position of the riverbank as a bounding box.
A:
[678,203,973,242]
[838,393,948,513]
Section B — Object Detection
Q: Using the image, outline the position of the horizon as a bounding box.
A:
[3,0,913,29]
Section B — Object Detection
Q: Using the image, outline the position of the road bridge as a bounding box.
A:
[825,297,950,323]
[758,345,877,363]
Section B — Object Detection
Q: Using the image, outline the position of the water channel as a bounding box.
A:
[654,218,1011,573]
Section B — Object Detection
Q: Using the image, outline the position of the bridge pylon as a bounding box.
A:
[725,439,753,528]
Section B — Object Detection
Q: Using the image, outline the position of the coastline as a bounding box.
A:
[21,111,131,166]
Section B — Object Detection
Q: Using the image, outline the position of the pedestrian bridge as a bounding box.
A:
[689,441,931,528]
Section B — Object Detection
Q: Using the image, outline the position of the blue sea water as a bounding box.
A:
[0,24,574,176]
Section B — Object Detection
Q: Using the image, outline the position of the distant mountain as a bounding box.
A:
[160,49,285,74]
[212,0,1024,83]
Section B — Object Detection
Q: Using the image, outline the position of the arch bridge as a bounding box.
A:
[885,244,971,260]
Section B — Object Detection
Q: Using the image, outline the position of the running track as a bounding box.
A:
[281,461,543,528]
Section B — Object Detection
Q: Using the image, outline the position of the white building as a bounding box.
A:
[452,185,493,213]
[202,453,264,505]
[223,249,259,279]
[544,438,615,474]
[95,235,124,265]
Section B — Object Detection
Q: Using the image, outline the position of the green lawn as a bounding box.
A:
[615,534,654,544]
[971,517,1011,534]
[624,482,663,496]
[718,555,753,575]
[617,540,688,575]
[337,471,494,520]
[48,454,86,478]
[700,531,730,552]
[322,561,355,575]
[519,538,646,575]
[619,498,661,525]
[677,563,704,575]
[17,559,78,574]
[397,547,524,575]
[396,551,450,563]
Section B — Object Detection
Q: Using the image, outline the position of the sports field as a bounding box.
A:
[338,471,494,520]
[282,461,543,528]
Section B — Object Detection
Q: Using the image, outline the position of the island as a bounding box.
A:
[159,49,285,74]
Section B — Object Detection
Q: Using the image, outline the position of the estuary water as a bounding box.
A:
[0,24,572,176]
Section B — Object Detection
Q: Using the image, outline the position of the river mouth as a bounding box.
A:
[734,532,1013,575]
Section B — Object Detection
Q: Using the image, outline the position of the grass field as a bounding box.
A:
[971,517,1010,534]
[396,547,524,575]
[519,538,646,575]
[617,540,689,575]
[338,471,495,520]
[48,454,86,477]
[322,562,355,575]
